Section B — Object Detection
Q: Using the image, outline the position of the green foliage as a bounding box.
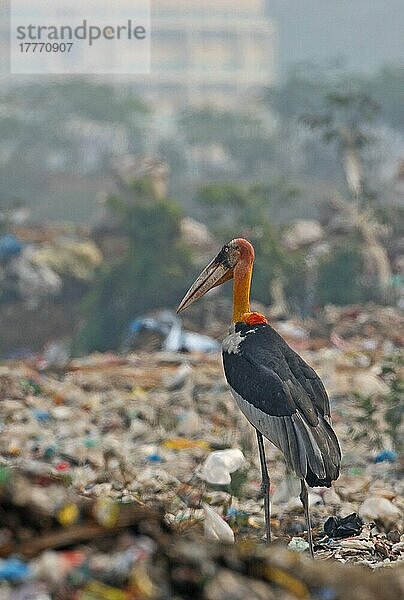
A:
[364,64,404,133]
[265,64,332,119]
[380,354,404,454]
[265,63,403,131]
[374,204,404,239]
[180,108,266,146]
[179,108,275,177]
[75,182,191,353]
[348,353,403,455]
[301,90,379,157]
[316,243,367,305]
[348,392,385,452]
[196,181,300,230]
[229,469,248,498]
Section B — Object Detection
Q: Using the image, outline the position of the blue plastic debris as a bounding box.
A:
[374,450,397,463]
[0,558,31,582]
[0,234,23,261]
[32,409,51,423]
[317,587,338,600]
[43,445,57,460]
[147,453,164,463]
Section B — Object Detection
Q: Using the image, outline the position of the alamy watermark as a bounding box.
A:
[10,0,150,74]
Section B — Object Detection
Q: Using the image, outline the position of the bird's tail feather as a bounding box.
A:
[293,414,341,488]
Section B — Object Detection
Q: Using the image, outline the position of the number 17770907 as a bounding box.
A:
[19,42,73,53]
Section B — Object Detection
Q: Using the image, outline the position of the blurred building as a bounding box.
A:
[141,0,275,107]
[2,0,275,107]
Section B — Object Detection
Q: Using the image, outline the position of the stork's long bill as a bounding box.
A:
[177,238,267,324]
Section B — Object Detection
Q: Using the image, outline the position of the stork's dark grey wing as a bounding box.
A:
[222,322,341,486]
[284,349,331,420]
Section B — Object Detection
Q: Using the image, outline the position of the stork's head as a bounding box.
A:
[177,238,254,313]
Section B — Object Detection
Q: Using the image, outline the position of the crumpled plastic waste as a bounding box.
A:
[359,497,402,532]
[324,513,363,539]
[0,234,23,261]
[40,341,71,370]
[373,450,397,463]
[203,503,235,544]
[164,363,192,390]
[180,331,221,353]
[288,537,310,552]
[125,310,220,353]
[0,558,31,582]
[33,240,102,281]
[272,475,301,505]
[275,321,309,343]
[5,247,62,308]
[200,449,245,485]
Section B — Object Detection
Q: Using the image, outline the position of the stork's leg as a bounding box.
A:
[256,430,271,543]
[300,479,314,558]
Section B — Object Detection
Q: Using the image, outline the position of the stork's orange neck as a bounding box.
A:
[233,259,253,322]
[232,251,268,325]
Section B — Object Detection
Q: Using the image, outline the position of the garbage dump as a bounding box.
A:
[0,299,402,596]
[0,232,101,309]
[0,226,102,357]
[0,467,403,599]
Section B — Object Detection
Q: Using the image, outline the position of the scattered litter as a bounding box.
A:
[0,558,31,582]
[203,503,235,544]
[324,513,363,539]
[0,234,23,261]
[272,475,301,505]
[373,450,397,464]
[288,537,310,552]
[200,449,246,485]
[359,497,402,532]
[0,325,402,593]
[126,311,220,353]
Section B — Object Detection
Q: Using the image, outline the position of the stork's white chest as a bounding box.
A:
[222,325,245,354]
[222,324,258,354]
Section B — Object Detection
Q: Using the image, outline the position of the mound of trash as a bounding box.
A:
[0,467,403,599]
[0,331,402,598]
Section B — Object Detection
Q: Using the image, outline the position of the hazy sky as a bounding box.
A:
[268,0,403,76]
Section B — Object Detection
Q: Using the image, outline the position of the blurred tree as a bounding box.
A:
[179,108,275,177]
[0,81,149,220]
[300,86,393,301]
[365,65,404,133]
[301,90,379,198]
[265,63,404,131]
[316,240,365,305]
[75,179,191,353]
[265,63,330,120]
[264,63,404,198]
[196,182,306,311]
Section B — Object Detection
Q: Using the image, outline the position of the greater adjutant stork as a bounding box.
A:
[177,238,341,556]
